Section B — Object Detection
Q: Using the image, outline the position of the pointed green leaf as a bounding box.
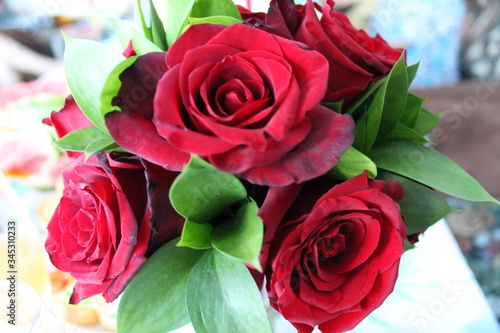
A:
[64,37,125,131]
[100,56,138,116]
[353,54,409,151]
[327,146,377,180]
[322,100,344,114]
[414,108,443,136]
[379,172,455,234]
[211,200,263,271]
[190,0,242,21]
[135,0,152,41]
[188,15,242,26]
[345,77,386,116]
[407,61,420,86]
[178,219,214,250]
[166,0,242,47]
[84,138,119,157]
[368,140,499,203]
[166,0,195,47]
[118,239,206,333]
[169,155,247,223]
[149,0,167,50]
[132,30,163,55]
[352,109,368,152]
[52,126,112,152]
[110,18,135,48]
[186,250,272,333]
[399,93,426,128]
[352,82,385,152]
[376,55,408,139]
[384,123,427,144]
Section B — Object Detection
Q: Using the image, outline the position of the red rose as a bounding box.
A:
[106,23,354,186]
[242,0,403,104]
[296,0,403,103]
[266,172,407,333]
[43,95,93,138]
[43,95,93,158]
[122,39,137,57]
[45,154,183,303]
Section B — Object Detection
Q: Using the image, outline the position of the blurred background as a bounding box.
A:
[0,0,499,331]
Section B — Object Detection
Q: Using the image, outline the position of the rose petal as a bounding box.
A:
[166,24,227,66]
[46,95,93,138]
[240,106,354,186]
[106,111,189,171]
[295,2,373,103]
[112,52,167,120]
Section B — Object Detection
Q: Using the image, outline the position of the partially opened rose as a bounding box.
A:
[106,23,354,186]
[42,95,93,159]
[45,154,183,303]
[266,172,407,333]
[295,0,402,103]
[241,0,402,104]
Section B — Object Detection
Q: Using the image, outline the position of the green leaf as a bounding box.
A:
[376,55,409,140]
[368,140,499,203]
[322,100,344,113]
[148,0,167,50]
[352,84,384,152]
[379,172,455,235]
[169,155,247,223]
[166,0,242,47]
[135,0,152,41]
[166,0,195,47]
[188,15,242,26]
[63,36,125,131]
[345,78,386,116]
[399,93,426,129]
[352,110,368,152]
[211,200,264,270]
[384,123,427,144]
[52,126,114,152]
[407,61,420,86]
[84,138,119,157]
[186,250,272,333]
[190,0,242,21]
[414,108,443,136]
[353,54,408,152]
[110,18,135,48]
[327,146,377,180]
[100,56,138,116]
[132,30,163,55]
[118,239,206,333]
[177,219,214,250]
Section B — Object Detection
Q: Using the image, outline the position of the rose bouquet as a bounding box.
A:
[43,0,498,332]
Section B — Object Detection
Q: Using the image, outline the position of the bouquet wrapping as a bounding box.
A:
[43,0,498,332]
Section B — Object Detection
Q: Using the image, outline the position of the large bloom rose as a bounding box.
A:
[241,0,403,104]
[45,154,183,303]
[266,172,407,333]
[106,23,354,186]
